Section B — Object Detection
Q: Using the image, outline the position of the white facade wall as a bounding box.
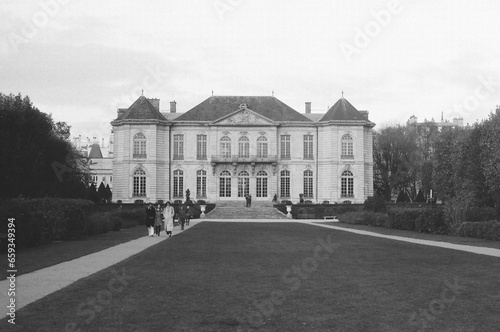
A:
[112,120,373,204]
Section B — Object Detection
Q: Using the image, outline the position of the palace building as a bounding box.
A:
[110,95,375,204]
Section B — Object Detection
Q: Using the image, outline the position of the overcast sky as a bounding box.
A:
[1,0,499,141]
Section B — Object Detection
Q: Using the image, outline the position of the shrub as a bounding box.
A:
[465,207,497,222]
[414,209,449,234]
[364,196,387,213]
[0,198,93,248]
[457,220,500,241]
[87,213,109,235]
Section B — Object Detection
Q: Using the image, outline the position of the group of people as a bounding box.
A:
[145,202,193,237]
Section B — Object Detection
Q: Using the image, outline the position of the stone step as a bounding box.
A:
[206,206,286,219]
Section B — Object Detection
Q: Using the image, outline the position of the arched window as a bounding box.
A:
[256,171,268,197]
[219,171,231,197]
[173,170,184,198]
[303,170,313,198]
[341,134,354,159]
[280,170,290,198]
[220,136,231,157]
[133,168,146,197]
[238,171,250,197]
[341,171,354,198]
[257,136,268,158]
[239,136,250,158]
[133,133,147,158]
[196,170,207,198]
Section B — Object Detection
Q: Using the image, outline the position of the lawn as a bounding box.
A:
[1,225,147,279]
[3,222,500,331]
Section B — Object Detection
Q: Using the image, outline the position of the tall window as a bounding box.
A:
[219,171,231,197]
[257,136,268,158]
[341,171,354,198]
[197,135,207,160]
[239,136,250,158]
[133,133,146,158]
[173,170,183,197]
[133,168,146,197]
[303,135,314,159]
[280,135,291,159]
[173,134,184,160]
[280,170,290,198]
[221,136,231,157]
[304,170,313,198]
[341,134,354,159]
[196,170,207,198]
[238,171,250,197]
[256,171,268,197]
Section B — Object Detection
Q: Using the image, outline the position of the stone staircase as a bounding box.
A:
[206,201,287,219]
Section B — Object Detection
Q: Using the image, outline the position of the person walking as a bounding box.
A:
[186,205,193,226]
[154,203,163,236]
[178,205,187,230]
[163,201,174,237]
[248,194,252,207]
[146,203,156,237]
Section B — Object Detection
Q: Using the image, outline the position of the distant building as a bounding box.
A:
[110,94,375,204]
[72,135,113,188]
[407,113,463,131]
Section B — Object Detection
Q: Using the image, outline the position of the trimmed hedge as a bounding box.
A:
[387,207,448,234]
[339,211,388,227]
[457,221,500,241]
[0,198,94,248]
[465,207,497,222]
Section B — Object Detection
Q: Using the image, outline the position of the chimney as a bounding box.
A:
[170,100,177,113]
[117,108,127,117]
[359,110,369,120]
[148,98,160,111]
[305,102,311,114]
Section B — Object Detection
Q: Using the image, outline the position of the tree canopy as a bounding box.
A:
[0,93,91,199]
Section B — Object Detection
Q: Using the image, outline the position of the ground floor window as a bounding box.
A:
[173,170,183,198]
[196,170,207,198]
[341,171,354,198]
[133,169,146,197]
[220,171,231,197]
[238,171,250,197]
[256,171,268,197]
[304,170,313,198]
[280,170,290,198]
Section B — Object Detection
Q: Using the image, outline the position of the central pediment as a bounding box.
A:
[211,106,276,126]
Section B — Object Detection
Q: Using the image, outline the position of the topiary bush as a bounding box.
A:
[364,196,387,213]
[465,207,497,222]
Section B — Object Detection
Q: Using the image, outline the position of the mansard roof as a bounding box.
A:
[320,97,367,122]
[88,144,103,158]
[113,96,168,123]
[175,96,312,122]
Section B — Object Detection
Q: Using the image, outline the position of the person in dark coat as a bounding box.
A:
[146,203,156,237]
[248,194,252,207]
[178,205,187,230]
[154,203,163,236]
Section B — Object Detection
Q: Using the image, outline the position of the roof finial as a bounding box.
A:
[141,89,144,96]
[341,90,344,98]
[272,90,274,97]
[212,90,214,97]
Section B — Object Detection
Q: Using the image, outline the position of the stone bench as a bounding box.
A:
[323,216,339,222]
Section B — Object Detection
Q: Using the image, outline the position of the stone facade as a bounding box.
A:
[111,95,375,204]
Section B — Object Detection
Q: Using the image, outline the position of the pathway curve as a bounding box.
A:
[0,220,202,318]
